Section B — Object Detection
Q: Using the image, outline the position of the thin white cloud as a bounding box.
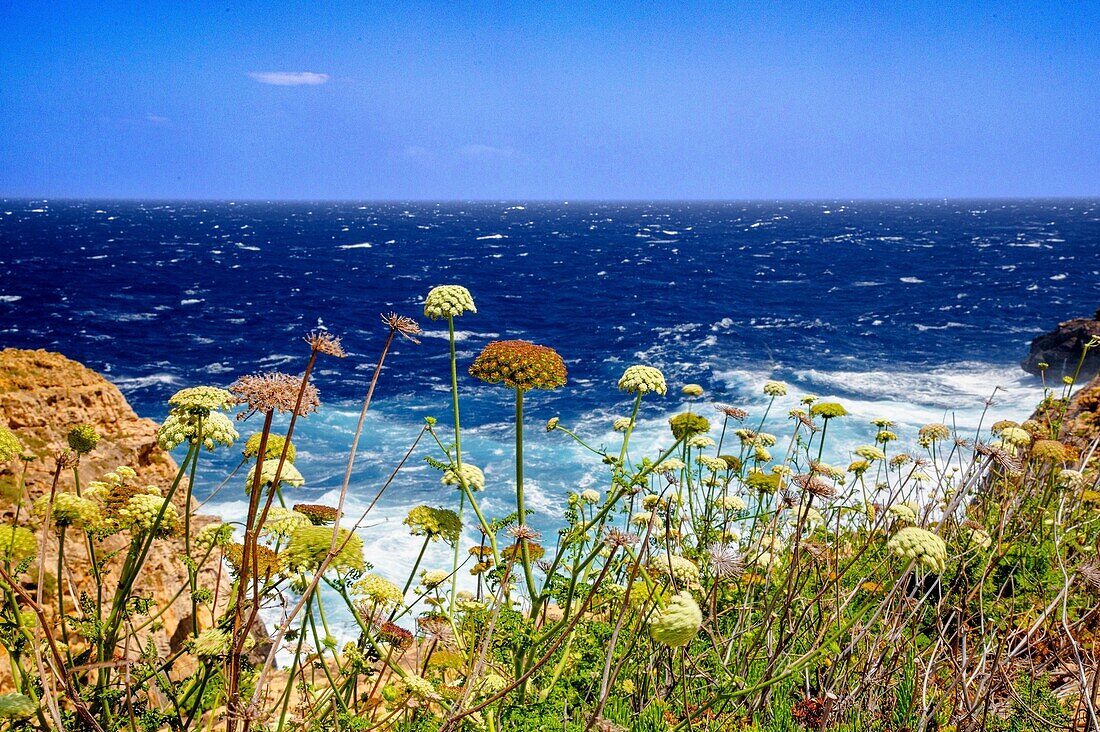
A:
[460,144,514,158]
[248,71,330,86]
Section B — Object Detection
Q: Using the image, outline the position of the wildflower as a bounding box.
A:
[244,459,305,492]
[716,404,748,421]
[715,495,746,512]
[229,372,320,417]
[281,525,365,574]
[1077,560,1100,593]
[752,445,772,462]
[854,445,885,461]
[293,503,340,525]
[990,420,1018,435]
[404,505,462,544]
[689,434,716,449]
[810,402,847,420]
[168,386,234,415]
[960,523,992,550]
[618,364,668,396]
[507,524,541,542]
[243,433,296,462]
[119,494,180,536]
[745,471,781,494]
[631,512,654,528]
[848,459,870,475]
[620,679,637,695]
[398,674,441,702]
[875,430,898,444]
[354,574,404,609]
[918,423,951,447]
[260,507,310,540]
[0,428,21,463]
[668,413,709,442]
[681,383,704,397]
[613,416,632,432]
[657,458,686,472]
[195,523,233,550]
[604,528,639,547]
[1032,439,1073,463]
[649,591,702,647]
[720,454,742,471]
[158,411,239,451]
[381,312,423,343]
[697,455,727,473]
[1000,427,1031,448]
[800,395,818,405]
[889,454,912,468]
[441,463,485,492]
[707,544,743,579]
[66,424,100,455]
[887,526,948,573]
[579,488,601,504]
[1058,469,1086,490]
[187,628,232,658]
[377,621,414,651]
[424,285,476,320]
[224,543,280,578]
[421,569,449,589]
[651,554,701,587]
[468,340,567,392]
[34,492,100,530]
[0,693,37,720]
[887,502,918,523]
[791,504,824,529]
[502,540,544,561]
[763,381,787,397]
[0,526,36,564]
[871,418,895,428]
[304,330,347,358]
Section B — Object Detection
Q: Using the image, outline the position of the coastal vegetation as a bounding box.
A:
[0,287,1098,731]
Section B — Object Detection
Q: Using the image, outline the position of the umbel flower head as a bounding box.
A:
[763,380,788,397]
[0,526,36,565]
[669,412,710,441]
[681,383,704,397]
[404,505,462,545]
[294,503,340,525]
[224,542,280,578]
[119,493,180,537]
[809,402,848,420]
[441,463,485,492]
[354,573,404,609]
[424,285,477,320]
[66,424,100,455]
[230,372,320,417]
[158,411,239,452]
[0,693,36,720]
[382,312,423,342]
[649,591,703,647]
[304,330,347,358]
[260,507,310,540]
[0,427,22,463]
[186,628,232,658]
[468,340,567,392]
[243,433,296,462]
[618,365,667,396]
[245,459,305,492]
[34,492,100,530]
[281,525,365,574]
[168,386,234,415]
[887,526,948,574]
[650,554,701,587]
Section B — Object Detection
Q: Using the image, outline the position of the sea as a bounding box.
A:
[1,198,1097,634]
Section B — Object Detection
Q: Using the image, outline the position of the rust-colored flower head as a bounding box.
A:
[468,340,567,392]
[230,372,320,417]
[293,503,341,525]
[376,621,415,651]
[382,312,423,343]
[793,473,837,499]
[224,542,280,579]
[304,330,347,358]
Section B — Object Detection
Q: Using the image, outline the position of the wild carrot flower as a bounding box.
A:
[990,420,1018,435]
[304,330,347,358]
[119,493,180,536]
[715,495,746,511]
[875,430,898,444]
[918,423,951,446]
[168,386,234,415]
[651,554,701,587]
[424,285,476,320]
[468,340,567,391]
[682,383,704,397]
[281,525,364,574]
[441,463,485,492]
[404,505,462,544]
[398,674,441,702]
[618,365,667,395]
[887,502,918,523]
[0,693,37,720]
[613,417,632,432]
[260,507,310,540]
[0,526,36,564]
[420,569,450,589]
[887,526,948,573]
[34,492,100,530]
[1000,426,1031,448]
[158,411,239,451]
[1032,439,1073,463]
[224,542,279,578]
[960,522,992,550]
[230,372,319,416]
[763,381,787,397]
[195,522,233,550]
[854,445,885,461]
[245,459,305,491]
[697,455,727,473]
[716,404,748,421]
[669,412,710,441]
[658,457,686,472]
[243,433,295,462]
[293,503,340,525]
[580,488,601,503]
[810,402,848,419]
[66,424,100,455]
[649,591,702,647]
[1058,469,1086,490]
[746,471,781,493]
[354,574,404,609]
[186,628,232,658]
[0,428,21,463]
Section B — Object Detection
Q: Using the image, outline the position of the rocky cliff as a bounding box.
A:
[1022,308,1100,378]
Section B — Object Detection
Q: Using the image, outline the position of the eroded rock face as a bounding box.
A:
[1022,309,1100,379]
[0,348,232,683]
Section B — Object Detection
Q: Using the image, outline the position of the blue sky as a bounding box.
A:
[1,1,1097,200]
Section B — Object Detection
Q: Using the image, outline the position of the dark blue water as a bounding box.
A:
[1,198,1097,622]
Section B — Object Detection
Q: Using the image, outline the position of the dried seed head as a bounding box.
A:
[304,330,347,358]
[716,404,748,421]
[707,543,744,579]
[230,372,320,417]
[382,312,423,343]
[507,524,542,542]
[793,473,837,499]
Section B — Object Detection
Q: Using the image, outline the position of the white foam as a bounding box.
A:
[899,276,925,284]
[339,242,373,250]
[0,295,21,303]
[476,233,506,240]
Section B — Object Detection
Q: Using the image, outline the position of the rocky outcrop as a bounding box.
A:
[1022,309,1100,378]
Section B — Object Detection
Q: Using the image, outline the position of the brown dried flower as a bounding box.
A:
[230,372,320,417]
[715,404,748,421]
[293,503,340,525]
[304,330,347,358]
[382,312,423,343]
[793,473,837,499]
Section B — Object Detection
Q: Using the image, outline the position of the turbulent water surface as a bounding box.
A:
[2,198,1098,629]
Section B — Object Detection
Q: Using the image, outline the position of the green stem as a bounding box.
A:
[515,389,538,603]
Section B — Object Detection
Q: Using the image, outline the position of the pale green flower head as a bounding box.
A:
[649,590,702,647]
[960,524,992,550]
[168,386,233,415]
[441,463,485,492]
[618,365,667,396]
[34,492,100,530]
[66,424,100,455]
[354,573,404,609]
[260,507,310,541]
[763,380,787,397]
[421,569,449,589]
[0,427,21,463]
[119,494,180,536]
[243,433,296,462]
[651,554,701,586]
[887,502,918,523]
[0,693,36,720]
[398,674,440,701]
[918,423,951,446]
[195,522,233,551]
[612,416,632,432]
[681,383,704,397]
[715,495,746,512]
[245,459,305,492]
[424,285,476,320]
[1000,426,1032,448]
[579,488,601,504]
[0,526,36,565]
[657,458,686,472]
[1057,469,1086,490]
[887,526,948,573]
[810,402,847,420]
[186,628,232,658]
[697,455,727,473]
[281,525,365,574]
[159,411,239,452]
[404,505,462,544]
[854,445,886,461]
